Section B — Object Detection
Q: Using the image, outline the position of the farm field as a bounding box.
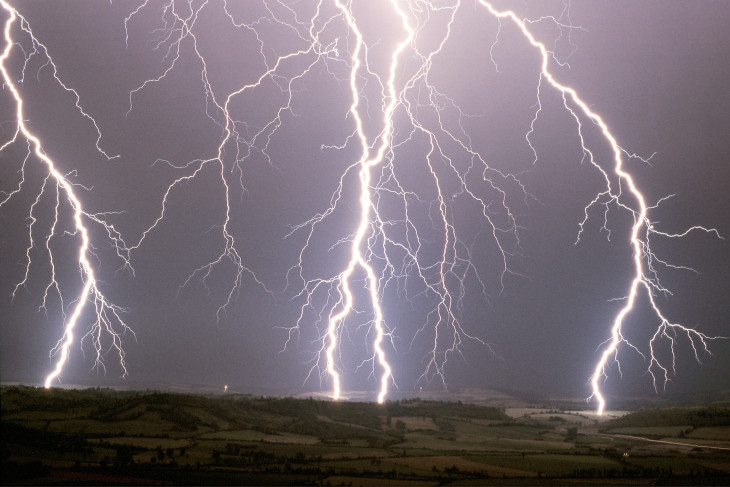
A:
[2,386,730,485]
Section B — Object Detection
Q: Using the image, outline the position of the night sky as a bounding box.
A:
[1,0,728,407]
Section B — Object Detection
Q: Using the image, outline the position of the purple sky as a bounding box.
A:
[1,0,728,404]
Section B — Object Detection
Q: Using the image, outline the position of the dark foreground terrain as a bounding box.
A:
[2,386,729,485]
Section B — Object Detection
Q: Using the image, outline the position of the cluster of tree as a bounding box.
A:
[211,447,296,468]
[601,407,730,430]
[2,460,49,483]
[1,385,105,413]
[568,466,719,479]
[2,421,92,454]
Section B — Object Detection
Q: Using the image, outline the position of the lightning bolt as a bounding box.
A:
[473,1,723,415]
[317,0,416,403]
[1,1,723,412]
[502,4,724,415]
[1,0,133,387]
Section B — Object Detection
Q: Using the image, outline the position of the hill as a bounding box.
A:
[2,386,729,485]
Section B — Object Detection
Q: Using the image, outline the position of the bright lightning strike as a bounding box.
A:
[1,0,133,387]
[1,1,724,412]
[317,0,416,403]
[475,1,723,415]
[290,0,723,407]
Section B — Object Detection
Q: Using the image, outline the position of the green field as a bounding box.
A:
[2,386,730,485]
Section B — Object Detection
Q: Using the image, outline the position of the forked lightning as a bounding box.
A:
[0,0,721,412]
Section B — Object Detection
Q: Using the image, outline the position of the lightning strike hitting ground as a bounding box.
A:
[0,1,723,412]
[0,0,133,387]
[476,1,722,414]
